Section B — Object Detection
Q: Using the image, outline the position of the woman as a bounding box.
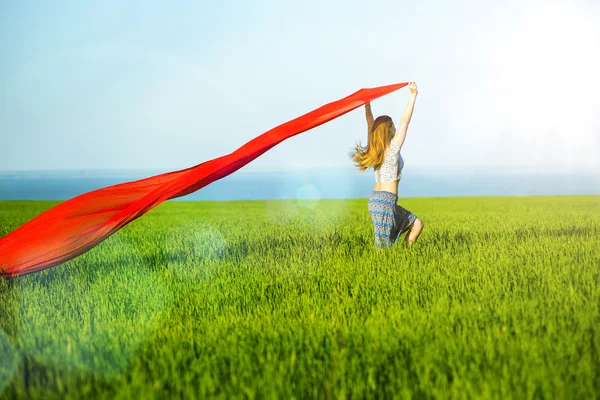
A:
[349,82,424,249]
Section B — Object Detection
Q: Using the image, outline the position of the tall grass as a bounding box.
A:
[1,195,599,399]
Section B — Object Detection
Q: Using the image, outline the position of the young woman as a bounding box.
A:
[349,82,424,249]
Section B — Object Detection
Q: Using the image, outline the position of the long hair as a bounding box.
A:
[349,115,394,172]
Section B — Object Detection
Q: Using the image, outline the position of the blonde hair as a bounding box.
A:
[349,115,394,172]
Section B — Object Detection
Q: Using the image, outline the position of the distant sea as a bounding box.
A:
[0,168,598,202]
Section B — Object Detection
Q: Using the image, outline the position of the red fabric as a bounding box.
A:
[0,82,408,278]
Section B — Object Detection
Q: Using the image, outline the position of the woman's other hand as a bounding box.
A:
[408,82,418,95]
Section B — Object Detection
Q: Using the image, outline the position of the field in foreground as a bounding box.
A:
[1,195,599,399]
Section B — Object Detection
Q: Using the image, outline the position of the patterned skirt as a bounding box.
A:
[368,190,417,248]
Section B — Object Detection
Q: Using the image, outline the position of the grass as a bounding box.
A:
[0,195,599,399]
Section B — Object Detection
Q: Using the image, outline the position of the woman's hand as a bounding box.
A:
[408,82,418,95]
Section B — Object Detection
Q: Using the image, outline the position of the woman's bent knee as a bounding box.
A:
[414,217,424,229]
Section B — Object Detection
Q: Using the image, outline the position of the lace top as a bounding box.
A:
[374,141,404,183]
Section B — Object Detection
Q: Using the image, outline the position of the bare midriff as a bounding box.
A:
[374,180,399,196]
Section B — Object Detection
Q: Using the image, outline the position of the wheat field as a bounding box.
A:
[1,195,599,399]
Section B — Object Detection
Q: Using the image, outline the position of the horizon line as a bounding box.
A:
[0,164,599,175]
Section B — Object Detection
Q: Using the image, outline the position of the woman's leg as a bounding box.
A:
[403,218,424,246]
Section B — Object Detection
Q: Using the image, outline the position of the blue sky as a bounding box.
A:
[1,0,599,174]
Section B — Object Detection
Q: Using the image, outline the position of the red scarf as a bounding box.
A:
[0,82,407,278]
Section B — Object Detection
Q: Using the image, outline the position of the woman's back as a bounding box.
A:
[374,141,404,184]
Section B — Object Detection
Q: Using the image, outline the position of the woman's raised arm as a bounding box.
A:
[392,82,418,149]
[365,102,374,134]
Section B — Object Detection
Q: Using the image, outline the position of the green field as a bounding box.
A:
[1,195,599,399]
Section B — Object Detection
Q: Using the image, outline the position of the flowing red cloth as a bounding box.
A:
[0,82,408,278]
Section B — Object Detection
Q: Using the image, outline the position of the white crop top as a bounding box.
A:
[374,141,404,183]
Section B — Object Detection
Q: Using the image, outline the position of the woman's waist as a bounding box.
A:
[372,183,399,197]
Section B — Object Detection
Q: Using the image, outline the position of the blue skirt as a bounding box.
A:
[368,190,417,248]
